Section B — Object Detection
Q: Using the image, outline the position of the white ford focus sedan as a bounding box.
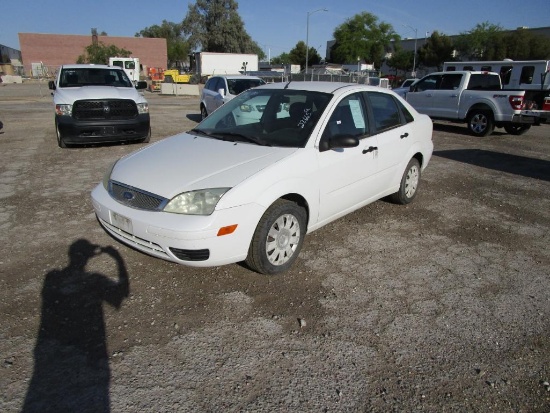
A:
[91,82,433,274]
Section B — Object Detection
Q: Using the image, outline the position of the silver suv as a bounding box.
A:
[200,75,265,119]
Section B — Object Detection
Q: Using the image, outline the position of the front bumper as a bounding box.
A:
[57,114,150,144]
[90,184,264,267]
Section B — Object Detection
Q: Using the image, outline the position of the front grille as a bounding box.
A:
[73,99,138,120]
[109,181,167,211]
[170,247,210,261]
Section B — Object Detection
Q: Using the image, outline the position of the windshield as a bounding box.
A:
[227,78,266,95]
[59,68,133,88]
[193,88,332,148]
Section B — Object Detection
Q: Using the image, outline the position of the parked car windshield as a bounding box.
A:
[226,78,266,95]
[193,88,332,148]
[59,68,133,88]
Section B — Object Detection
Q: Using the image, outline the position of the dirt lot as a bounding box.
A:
[1,80,549,412]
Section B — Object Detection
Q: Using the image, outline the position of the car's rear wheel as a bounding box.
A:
[504,124,531,135]
[389,158,421,204]
[55,119,67,148]
[467,110,494,137]
[200,105,208,120]
[246,199,306,275]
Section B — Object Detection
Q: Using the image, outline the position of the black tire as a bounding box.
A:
[503,124,531,135]
[55,119,67,148]
[164,75,174,83]
[246,199,307,275]
[389,158,421,205]
[467,110,494,137]
[200,105,208,120]
[139,127,151,143]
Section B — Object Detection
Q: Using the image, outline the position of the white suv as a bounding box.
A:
[200,75,265,119]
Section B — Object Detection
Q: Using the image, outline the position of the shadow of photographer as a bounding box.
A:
[22,239,130,413]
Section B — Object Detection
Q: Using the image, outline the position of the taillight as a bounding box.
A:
[508,95,524,110]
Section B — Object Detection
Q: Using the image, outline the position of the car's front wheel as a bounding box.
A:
[246,199,307,275]
[389,158,421,204]
[55,118,67,148]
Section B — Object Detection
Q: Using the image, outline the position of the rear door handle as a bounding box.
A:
[400,133,409,139]
[362,146,378,154]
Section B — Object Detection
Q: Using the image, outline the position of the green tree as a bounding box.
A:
[288,41,321,70]
[504,28,550,60]
[386,46,415,76]
[182,0,265,59]
[330,12,399,68]
[76,42,132,64]
[136,20,190,68]
[270,52,291,65]
[454,22,506,60]
[417,31,454,71]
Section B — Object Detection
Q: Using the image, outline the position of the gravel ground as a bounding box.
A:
[1,80,549,412]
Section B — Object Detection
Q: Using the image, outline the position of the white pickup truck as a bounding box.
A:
[48,64,150,148]
[405,71,550,136]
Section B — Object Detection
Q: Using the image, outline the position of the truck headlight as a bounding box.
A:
[55,104,72,116]
[137,102,149,114]
[163,188,230,215]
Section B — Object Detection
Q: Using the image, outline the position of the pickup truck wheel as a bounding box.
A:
[55,119,67,148]
[467,110,494,137]
[389,158,421,205]
[164,75,174,83]
[200,105,208,120]
[140,127,151,143]
[246,199,306,275]
[504,124,531,135]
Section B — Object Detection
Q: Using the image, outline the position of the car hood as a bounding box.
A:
[110,132,297,199]
[54,86,147,104]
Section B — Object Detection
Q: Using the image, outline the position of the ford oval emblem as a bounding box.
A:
[123,191,135,201]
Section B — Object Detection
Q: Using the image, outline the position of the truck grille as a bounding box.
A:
[73,99,138,120]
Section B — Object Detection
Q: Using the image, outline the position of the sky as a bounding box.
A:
[1,0,549,58]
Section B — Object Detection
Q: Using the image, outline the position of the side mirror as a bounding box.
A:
[218,88,225,98]
[48,80,56,90]
[319,134,360,152]
[136,81,148,90]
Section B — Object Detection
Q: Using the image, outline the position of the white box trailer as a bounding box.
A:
[193,52,259,78]
[109,57,141,84]
[443,59,550,91]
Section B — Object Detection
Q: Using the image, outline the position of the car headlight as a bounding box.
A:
[137,102,149,114]
[163,188,230,215]
[102,160,119,190]
[55,104,72,116]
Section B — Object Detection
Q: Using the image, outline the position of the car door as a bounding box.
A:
[431,73,464,119]
[316,92,380,223]
[406,74,442,116]
[364,91,415,185]
[204,77,225,114]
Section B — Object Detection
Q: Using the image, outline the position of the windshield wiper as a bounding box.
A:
[209,132,272,146]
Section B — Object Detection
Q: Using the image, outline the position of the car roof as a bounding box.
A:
[254,81,389,94]
[211,75,263,80]
[60,64,118,70]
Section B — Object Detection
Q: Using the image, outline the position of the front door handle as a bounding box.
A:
[362,146,378,154]
[400,132,409,139]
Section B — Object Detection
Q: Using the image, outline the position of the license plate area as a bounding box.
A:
[110,211,133,234]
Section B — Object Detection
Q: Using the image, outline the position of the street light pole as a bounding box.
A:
[403,24,418,77]
[306,8,328,76]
